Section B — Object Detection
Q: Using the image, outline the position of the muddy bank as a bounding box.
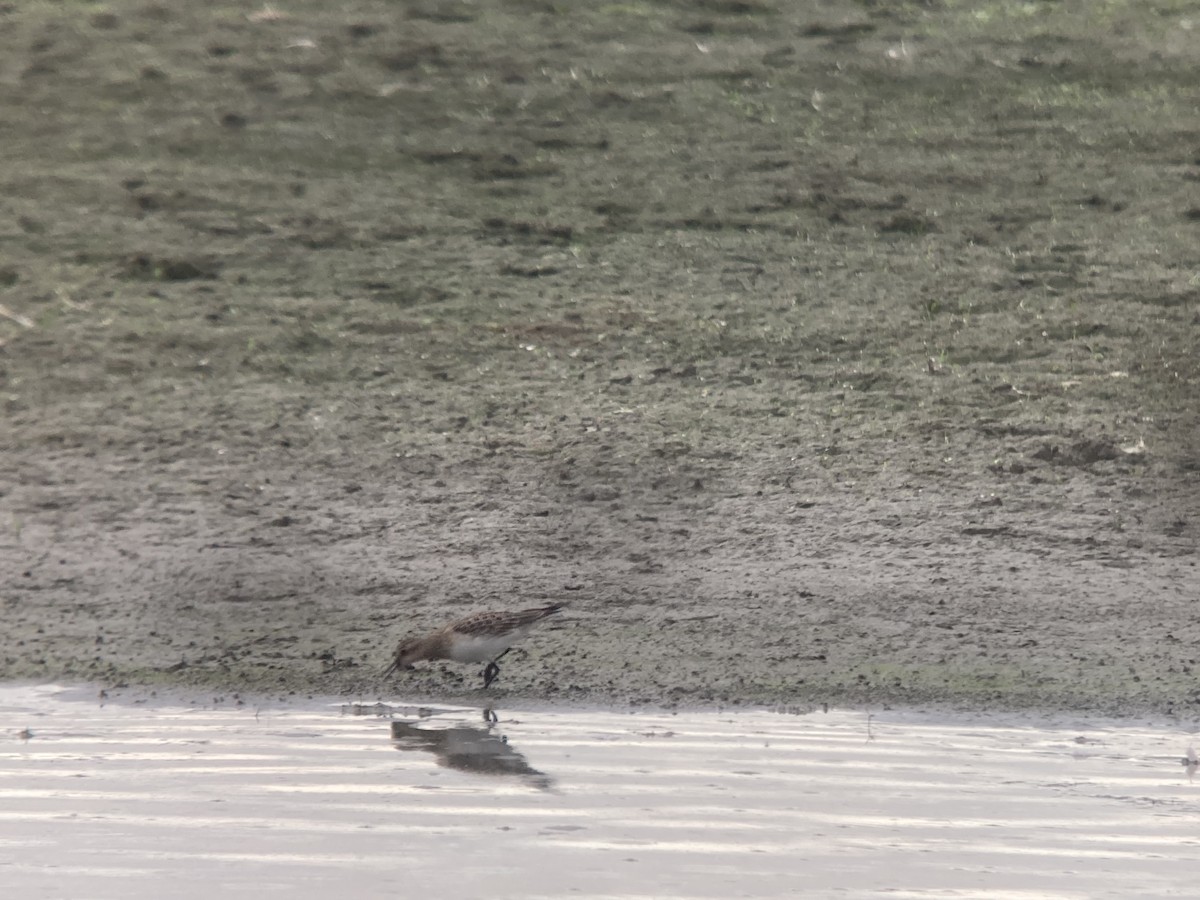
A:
[1,1,1197,714]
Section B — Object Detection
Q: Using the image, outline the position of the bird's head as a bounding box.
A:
[391,638,426,670]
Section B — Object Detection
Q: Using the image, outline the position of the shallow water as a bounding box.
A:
[1,685,1197,899]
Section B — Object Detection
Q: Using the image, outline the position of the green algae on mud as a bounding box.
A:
[1,0,1198,715]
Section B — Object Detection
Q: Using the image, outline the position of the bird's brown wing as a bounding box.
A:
[450,604,564,637]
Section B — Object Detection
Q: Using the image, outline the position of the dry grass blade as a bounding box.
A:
[0,304,34,329]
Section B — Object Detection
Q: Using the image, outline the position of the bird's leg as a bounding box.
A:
[483,661,500,688]
[481,648,512,689]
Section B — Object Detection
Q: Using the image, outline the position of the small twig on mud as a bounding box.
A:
[248,4,285,22]
[0,304,34,328]
[661,614,721,625]
[55,288,90,311]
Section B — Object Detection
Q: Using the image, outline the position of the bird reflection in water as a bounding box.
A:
[391,707,553,791]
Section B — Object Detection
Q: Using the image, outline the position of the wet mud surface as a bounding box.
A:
[1,1,1198,713]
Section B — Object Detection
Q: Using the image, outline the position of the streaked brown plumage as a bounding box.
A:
[383,603,565,687]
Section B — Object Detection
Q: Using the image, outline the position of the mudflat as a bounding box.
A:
[1,1,1197,713]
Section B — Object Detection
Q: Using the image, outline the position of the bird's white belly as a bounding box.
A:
[447,629,528,664]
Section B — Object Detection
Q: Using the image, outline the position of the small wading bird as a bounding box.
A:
[383,604,565,688]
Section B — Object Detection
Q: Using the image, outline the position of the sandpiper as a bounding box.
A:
[383,603,564,688]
